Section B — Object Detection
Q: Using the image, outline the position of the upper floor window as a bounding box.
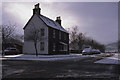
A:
[41,28,45,36]
[64,34,67,40]
[40,42,44,51]
[59,31,61,39]
[53,29,55,38]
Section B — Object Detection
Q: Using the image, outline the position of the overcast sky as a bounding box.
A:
[2,2,118,44]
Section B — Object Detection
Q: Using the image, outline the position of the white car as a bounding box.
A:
[82,48,100,55]
[82,48,92,55]
[91,49,100,54]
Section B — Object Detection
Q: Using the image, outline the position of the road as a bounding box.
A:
[1,53,120,80]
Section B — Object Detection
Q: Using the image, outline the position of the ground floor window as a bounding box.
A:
[59,43,67,51]
[40,42,44,51]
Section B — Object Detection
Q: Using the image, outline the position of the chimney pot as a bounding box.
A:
[56,16,61,25]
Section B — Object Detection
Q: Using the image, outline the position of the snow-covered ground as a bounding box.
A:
[2,54,90,61]
[2,53,116,62]
[95,53,120,64]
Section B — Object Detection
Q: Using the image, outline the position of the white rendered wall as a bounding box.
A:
[24,14,48,54]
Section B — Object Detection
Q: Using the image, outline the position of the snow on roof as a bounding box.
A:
[39,15,68,33]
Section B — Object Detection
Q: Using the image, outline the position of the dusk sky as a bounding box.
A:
[2,2,118,45]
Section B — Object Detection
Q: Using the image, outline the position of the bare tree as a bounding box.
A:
[2,24,16,43]
[69,26,78,50]
[85,38,105,52]
[69,26,105,53]
[1,24,17,50]
[25,22,42,56]
[10,34,24,44]
[77,33,85,53]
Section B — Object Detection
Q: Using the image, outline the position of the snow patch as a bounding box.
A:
[3,54,89,61]
[95,54,120,64]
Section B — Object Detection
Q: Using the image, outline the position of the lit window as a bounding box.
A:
[40,42,44,51]
[41,28,44,36]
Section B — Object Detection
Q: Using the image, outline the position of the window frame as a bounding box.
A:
[40,42,44,51]
[59,44,67,51]
[59,31,61,40]
[53,29,55,38]
[64,34,67,40]
[41,28,45,36]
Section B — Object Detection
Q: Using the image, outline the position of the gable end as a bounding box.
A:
[23,15,34,30]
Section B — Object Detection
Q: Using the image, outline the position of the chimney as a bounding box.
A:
[55,16,61,25]
[33,3,41,15]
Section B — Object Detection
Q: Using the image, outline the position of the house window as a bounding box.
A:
[53,43,56,51]
[53,29,55,38]
[59,31,61,39]
[40,42,44,51]
[59,43,67,51]
[64,45,67,50]
[64,34,67,40]
[60,45,64,51]
[41,28,44,36]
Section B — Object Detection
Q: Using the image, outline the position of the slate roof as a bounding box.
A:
[39,15,68,33]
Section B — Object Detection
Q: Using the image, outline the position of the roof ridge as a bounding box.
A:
[40,14,62,27]
[39,14,68,33]
[40,14,54,22]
